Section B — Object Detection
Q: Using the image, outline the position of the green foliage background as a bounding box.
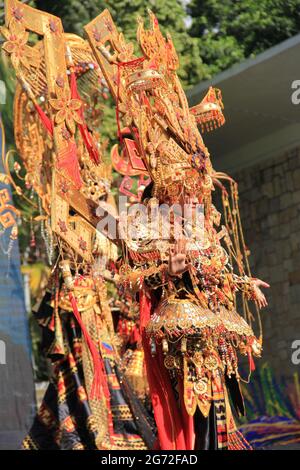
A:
[188,0,300,75]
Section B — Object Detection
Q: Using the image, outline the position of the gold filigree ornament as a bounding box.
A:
[85,9,220,203]
[190,87,225,133]
[49,83,83,135]
[1,0,124,271]
[194,378,208,396]
[163,354,176,370]
[118,263,132,278]
[192,351,204,367]
[204,354,219,372]
[1,20,39,70]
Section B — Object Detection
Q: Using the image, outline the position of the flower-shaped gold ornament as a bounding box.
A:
[0,20,39,70]
[49,84,83,135]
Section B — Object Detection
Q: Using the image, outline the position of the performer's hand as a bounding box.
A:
[168,238,188,276]
[252,278,270,309]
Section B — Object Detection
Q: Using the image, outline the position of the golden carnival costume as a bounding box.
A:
[0,1,155,450]
[0,1,269,451]
[84,10,268,450]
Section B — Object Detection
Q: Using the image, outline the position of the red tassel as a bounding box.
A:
[248,350,256,372]
[79,123,101,165]
[34,103,53,136]
[68,291,110,400]
[69,72,100,165]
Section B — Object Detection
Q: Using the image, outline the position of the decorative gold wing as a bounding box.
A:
[85,10,223,203]
[1,1,117,261]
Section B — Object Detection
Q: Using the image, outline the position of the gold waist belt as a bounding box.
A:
[146,297,254,338]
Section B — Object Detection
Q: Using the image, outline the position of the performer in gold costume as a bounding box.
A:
[85,9,270,450]
[1,1,270,450]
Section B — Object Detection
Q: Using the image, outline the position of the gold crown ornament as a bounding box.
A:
[85,9,224,204]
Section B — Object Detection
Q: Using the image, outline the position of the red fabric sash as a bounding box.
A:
[140,290,194,450]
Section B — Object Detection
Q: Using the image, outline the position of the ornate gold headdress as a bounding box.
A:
[190,86,225,133]
[85,9,225,203]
